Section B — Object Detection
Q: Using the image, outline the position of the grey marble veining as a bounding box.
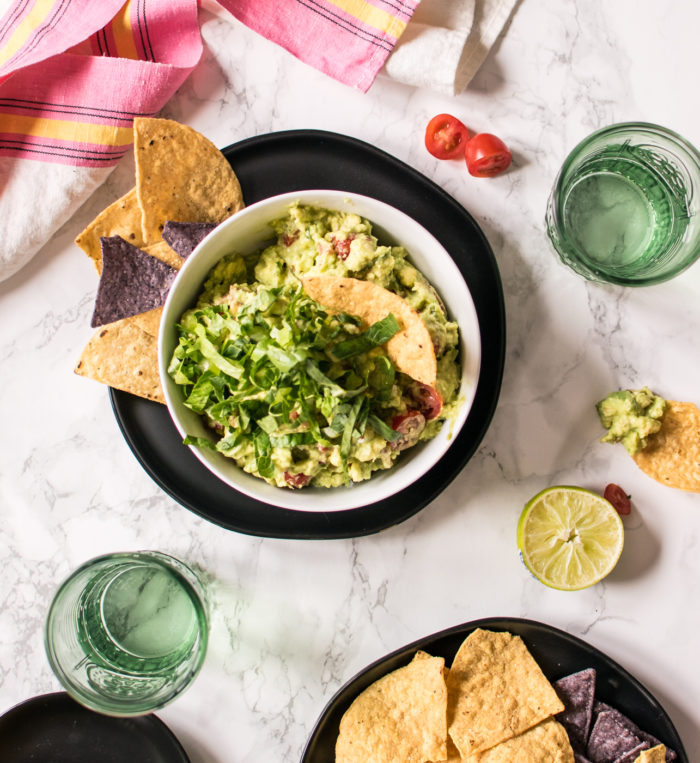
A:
[1,0,700,760]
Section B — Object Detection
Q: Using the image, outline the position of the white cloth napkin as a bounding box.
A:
[0,159,111,282]
[384,0,518,95]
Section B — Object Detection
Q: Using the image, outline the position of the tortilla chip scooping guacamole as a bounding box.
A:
[597,386,700,493]
[168,203,462,489]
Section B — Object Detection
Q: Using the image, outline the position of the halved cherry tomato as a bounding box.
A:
[425,114,470,160]
[604,483,631,515]
[465,133,512,177]
[390,410,426,451]
[409,383,443,421]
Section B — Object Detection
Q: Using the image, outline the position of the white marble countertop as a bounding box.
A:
[2,0,699,760]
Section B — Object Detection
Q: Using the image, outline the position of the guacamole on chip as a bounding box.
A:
[597,385,700,493]
[168,203,461,489]
[596,387,666,455]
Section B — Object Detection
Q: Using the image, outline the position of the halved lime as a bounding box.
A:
[517,486,624,591]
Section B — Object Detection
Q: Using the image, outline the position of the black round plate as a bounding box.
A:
[110,129,506,539]
[0,692,189,763]
[301,617,688,762]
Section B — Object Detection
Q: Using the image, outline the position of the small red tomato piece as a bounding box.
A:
[465,133,512,177]
[284,472,310,489]
[604,483,631,515]
[425,114,470,160]
[332,235,354,260]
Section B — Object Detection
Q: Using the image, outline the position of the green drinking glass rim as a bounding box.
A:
[49,549,208,598]
[550,121,700,214]
[546,122,700,285]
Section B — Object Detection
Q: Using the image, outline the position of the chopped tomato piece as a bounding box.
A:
[604,483,631,515]
[332,235,354,260]
[425,114,470,160]
[284,472,311,488]
[283,232,299,246]
[465,133,512,177]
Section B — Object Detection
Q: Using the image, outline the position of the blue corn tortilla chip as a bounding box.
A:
[586,710,646,762]
[575,754,593,763]
[91,236,177,327]
[161,221,216,259]
[616,743,651,763]
[592,702,676,761]
[555,668,597,751]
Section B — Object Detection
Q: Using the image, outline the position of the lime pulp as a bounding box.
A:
[517,486,624,591]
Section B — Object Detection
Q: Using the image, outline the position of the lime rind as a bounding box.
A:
[517,486,624,591]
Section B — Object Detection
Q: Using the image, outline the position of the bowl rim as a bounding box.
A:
[158,189,481,512]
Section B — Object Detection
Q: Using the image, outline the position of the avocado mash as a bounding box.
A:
[168,203,461,489]
[596,387,667,455]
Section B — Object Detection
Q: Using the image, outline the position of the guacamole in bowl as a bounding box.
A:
[159,191,481,512]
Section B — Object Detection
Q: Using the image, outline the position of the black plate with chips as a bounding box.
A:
[110,129,506,539]
[300,617,687,762]
[0,692,190,763]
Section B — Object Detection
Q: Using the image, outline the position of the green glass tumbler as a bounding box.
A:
[545,122,700,285]
[45,551,209,716]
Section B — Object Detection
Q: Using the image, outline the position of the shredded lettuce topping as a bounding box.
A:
[168,285,402,482]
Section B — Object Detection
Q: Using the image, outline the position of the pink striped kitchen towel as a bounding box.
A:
[0,0,202,167]
[0,0,419,280]
[0,0,416,169]
[0,0,519,281]
[222,0,419,93]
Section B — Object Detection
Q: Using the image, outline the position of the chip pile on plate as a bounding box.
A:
[553,668,675,763]
[73,117,244,403]
[334,630,677,763]
[335,629,572,762]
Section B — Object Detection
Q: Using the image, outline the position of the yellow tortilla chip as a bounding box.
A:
[134,117,243,242]
[428,738,462,762]
[633,400,700,492]
[634,745,667,763]
[446,629,564,758]
[130,306,162,338]
[75,317,163,403]
[463,718,574,762]
[75,190,185,273]
[75,188,146,272]
[336,651,448,763]
[302,275,437,386]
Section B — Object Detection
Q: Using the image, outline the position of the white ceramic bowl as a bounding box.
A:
[159,190,481,512]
